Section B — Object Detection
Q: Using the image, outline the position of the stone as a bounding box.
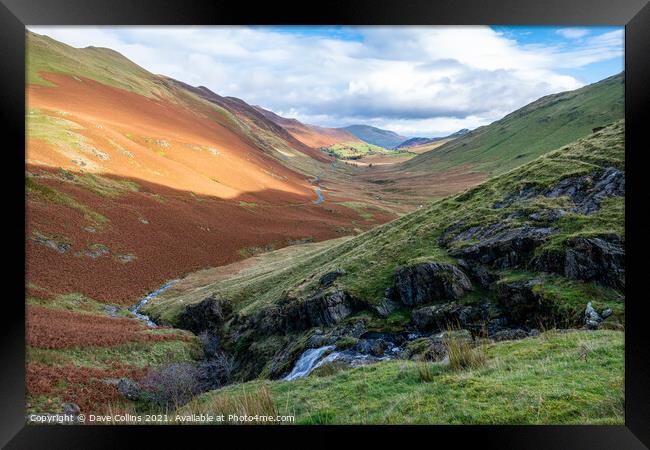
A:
[117,378,140,401]
[62,402,80,415]
[450,226,557,269]
[177,295,232,334]
[531,235,624,289]
[492,328,528,342]
[394,262,473,306]
[319,269,346,287]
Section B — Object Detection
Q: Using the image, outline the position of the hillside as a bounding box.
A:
[25,31,401,304]
[254,106,362,149]
[143,121,624,398]
[341,124,408,149]
[402,73,624,176]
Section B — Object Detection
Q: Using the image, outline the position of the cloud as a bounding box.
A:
[28,26,623,137]
[556,28,590,39]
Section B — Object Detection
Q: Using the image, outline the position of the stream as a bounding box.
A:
[128,279,179,327]
[284,333,423,381]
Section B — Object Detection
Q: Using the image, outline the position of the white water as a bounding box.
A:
[129,279,179,327]
[283,345,335,380]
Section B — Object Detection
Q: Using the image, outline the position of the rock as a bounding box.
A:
[117,378,140,401]
[450,226,556,269]
[354,339,385,356]
[374,295,400,318]
[457,259,497,288]
[319,269,346,287]
[496,278,558,327]
[177,295,232,334]
[584,302,603,329]
[411,302,488,331]
[244,289,360,336]
[395,262,473,306]
[301,289,356,328]
[601,308,613,319]
[531,234,624,289]
[492,328,528,342]
[493,167,624,214]
[62,402,80,415]
[529,209,567,222]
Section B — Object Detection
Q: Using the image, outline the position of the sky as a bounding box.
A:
[29,26,624,138]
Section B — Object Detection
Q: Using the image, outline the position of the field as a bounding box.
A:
[180,330,624,424]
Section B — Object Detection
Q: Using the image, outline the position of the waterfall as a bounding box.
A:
[283,345,335,381]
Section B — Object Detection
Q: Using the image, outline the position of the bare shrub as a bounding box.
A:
[140,363,203,409]
[197,351,236,390]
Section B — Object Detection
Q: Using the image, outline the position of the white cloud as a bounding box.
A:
[28,26,623,137]
[556,28,590,39]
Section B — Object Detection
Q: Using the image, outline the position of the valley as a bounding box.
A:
[25,30,625,424]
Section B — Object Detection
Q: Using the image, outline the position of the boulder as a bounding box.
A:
[492,328,528,342]
[585,302,603,330]
[395,262,472,306]
[450,226,556,269]
[62,402,80,416]
[496,278,557,327]
[117,378,140,401]
[411,302,485,332]
[177,295,232,334]
[531,235,624,289]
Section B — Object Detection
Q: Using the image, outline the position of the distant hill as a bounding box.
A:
[254,106,361,148]
[402,73,624,176]
[341,124,408,149]
[395,129,470,149]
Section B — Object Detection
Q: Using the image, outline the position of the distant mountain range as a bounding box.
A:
[339,125,409,149]
[394,129,471,149]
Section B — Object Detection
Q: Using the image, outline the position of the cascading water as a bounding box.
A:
[283,345,335,380]
[128,279,179,327]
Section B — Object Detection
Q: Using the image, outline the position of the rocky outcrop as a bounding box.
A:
[493,167,624,214]
[449,226,556,269]
[319,269,346,287]
[242,289,361,337]
[394,262,473,306]
[496,278,567,328]
[177,295,232,335]
[411,302,485,332]
[531,234,624,289]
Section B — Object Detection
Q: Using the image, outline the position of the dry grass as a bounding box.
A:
[444,332,487,371]
[185,385,278,424]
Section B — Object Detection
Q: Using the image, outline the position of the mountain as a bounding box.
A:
[144,121,625,423]
[394,129,470,149]
[341,124,409,149]
[25,31,399,305]
[254,106,361,149]
[403,73,624,176]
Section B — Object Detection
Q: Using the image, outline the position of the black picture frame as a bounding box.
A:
[2,0,649,447]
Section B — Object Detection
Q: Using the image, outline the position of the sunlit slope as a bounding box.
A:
[145,120,624,321]
[402,73,624,176]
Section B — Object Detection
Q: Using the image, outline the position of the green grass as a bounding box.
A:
[322,141,392,159]
[144,121,624,323]
[403,73,624,176]
[27,336,201,370]
[180,329,624,424]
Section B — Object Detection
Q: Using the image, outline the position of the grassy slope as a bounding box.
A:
[144,120,624,321]
[402,73,624,176]
[26,31,328,178]
[181,329,623,424]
